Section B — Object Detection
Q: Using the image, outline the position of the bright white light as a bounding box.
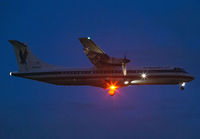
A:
[110,85,117,90]
[141,73,147,79]
[124,81,129,85]
[131,80,136,84]
[87,37,91,40]
[181,82,186,87]
[131,80,141,84]
[9,72,12,76]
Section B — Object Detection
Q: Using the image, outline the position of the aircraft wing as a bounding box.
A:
[79,38,110,67]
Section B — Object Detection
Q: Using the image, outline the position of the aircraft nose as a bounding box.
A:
[188,75,195,82]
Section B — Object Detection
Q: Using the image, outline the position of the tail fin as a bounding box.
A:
[9,40,61,72]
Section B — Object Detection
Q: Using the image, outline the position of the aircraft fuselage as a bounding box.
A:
[10,67,194,89]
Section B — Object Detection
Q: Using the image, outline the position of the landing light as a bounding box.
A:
[181,82,186,87]
[124,81,129,85]
[131,80,136,84]
[141,73,147,79]
[9,72,12,76]
[87,37,91,40]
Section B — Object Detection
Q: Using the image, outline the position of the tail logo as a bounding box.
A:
[19,48,28,64]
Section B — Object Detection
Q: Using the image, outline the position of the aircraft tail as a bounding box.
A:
[9,40,61,72]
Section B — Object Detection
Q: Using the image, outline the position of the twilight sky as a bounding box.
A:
[1,0,200,138]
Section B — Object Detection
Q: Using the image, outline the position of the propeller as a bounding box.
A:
[122,54,130,76]
[122,62,127,76]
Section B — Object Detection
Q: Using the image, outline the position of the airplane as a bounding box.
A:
[9,37,194,96]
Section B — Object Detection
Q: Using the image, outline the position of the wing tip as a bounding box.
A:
[8,40,27,47]
[79,37,91,40]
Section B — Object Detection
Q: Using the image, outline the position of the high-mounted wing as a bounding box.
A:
[79,37,130,75]
[79,38,110,67]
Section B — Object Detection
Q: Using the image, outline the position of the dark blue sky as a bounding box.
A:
[1,0,200,138]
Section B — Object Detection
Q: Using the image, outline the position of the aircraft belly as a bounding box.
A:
[26,75,105,87]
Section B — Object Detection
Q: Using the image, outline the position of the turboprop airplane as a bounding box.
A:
[9,37,194,96]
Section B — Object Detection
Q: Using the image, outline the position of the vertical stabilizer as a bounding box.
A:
[9,40,61,72]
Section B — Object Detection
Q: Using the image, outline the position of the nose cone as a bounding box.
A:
[190,75,194,81]
[187,75,195,82]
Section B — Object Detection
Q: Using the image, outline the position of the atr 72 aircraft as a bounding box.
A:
[9,37,194,96]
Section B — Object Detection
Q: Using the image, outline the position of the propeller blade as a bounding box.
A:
[122,62,127,76]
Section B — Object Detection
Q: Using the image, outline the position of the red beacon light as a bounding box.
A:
[106,82,119,96]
